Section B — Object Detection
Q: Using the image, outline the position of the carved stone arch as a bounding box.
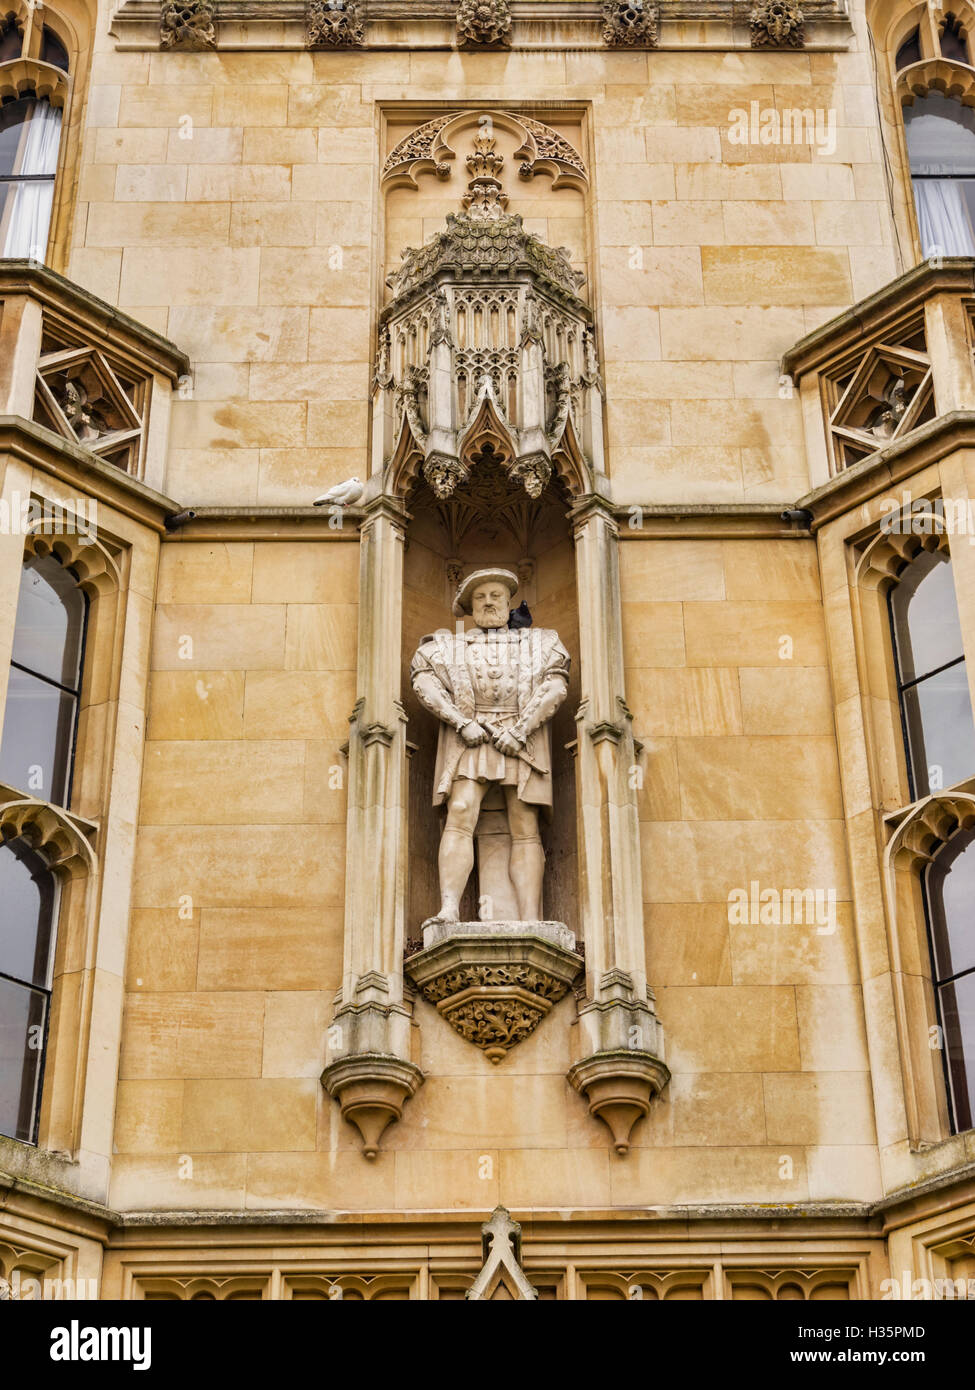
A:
[458,380,514,467]
[898,55,975,106]
[869,0,936,58]
[551,412,591,499]
[386,411,425,499]
[0,783,98,877]
[23,514,122,598]
[382,108,588,194]
[886,786,975,869]
[853,517,949,590]
[0,56,69,105]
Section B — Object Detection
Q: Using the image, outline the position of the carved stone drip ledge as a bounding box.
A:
[569,974,670,1155]
[404,920,583,1064]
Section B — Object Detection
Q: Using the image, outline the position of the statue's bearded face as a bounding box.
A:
[470,582,510,629]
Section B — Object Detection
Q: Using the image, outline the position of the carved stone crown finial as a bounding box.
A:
[601,0,659,48]
[305,0,365,49]
[750,0,805,48]
[456,0,512,48]
[462,129,509,220]
[159,0,216,50]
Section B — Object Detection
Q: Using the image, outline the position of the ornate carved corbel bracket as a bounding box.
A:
[159,0,216,49]
[568,1048,670,1155]
[321,1053,423,1158]
[601,0,658,48]
[305,0,365,48]
[456,0,511,48]
[748,0,805,48]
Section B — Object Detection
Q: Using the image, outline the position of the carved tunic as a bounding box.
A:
[410,626,570,811]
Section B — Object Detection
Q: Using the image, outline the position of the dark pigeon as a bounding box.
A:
[508,600,533,629]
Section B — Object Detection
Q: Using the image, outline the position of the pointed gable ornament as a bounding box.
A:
[466,1207,538,1300]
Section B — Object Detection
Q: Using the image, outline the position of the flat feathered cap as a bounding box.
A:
[452,567,519,618]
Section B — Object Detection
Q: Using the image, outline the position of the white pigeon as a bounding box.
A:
[314,476,364,507]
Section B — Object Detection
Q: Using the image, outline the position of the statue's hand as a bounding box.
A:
[459,720,490,747]
[493,727,525,756]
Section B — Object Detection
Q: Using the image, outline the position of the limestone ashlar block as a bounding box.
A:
[644,902,734,986]
[231,204,318,248]
[167,306,310,363]
[739,666,835,735]
[85,202,231,248]
[124,908,199,991]
[132,825,345,908]
[796,984,871,1072]
[496,1147,612,1208]
[140,739,307,824]
[119,248,261,306]
[114,1079,184,1154]
[109,1154,248,1211]
[657,985,801,1073]
[610,1144,809,1205]
[157,543,254,605]
[182,1079,319,1152]
[118,992,265,1079]
[622,601,686,669]
[763,1072,877,1146]
[675,736,843,820]
[170,400,306,449]
[284,605,357,672]
[243,671,356,738]
[146,670,246,740]
[682,601,828,666]
[251,542,359,602]
[197,906,343,992]
[262,993,330,1078]
[729,904,858,987]
[151,603,286,670]
[670,1071,766,1146]
[628,668,742,737]
[621,538,725,599]
[660,305,805,361]
[641,819,852,903]
[702,246,853,306]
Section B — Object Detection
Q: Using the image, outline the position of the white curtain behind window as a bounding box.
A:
[2,101,62,260]
[913,177,975,258]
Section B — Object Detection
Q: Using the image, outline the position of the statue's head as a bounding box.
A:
[452,567,519,627]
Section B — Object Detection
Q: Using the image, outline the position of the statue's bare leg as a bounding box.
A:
[435,778,488,923]
[504,787,544,921]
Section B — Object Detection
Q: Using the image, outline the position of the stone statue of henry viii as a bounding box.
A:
[410,568,570,925]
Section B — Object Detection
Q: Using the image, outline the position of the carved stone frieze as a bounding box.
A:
[456,0,511,48]
[405,924,583,1063]
[305,0,365,48]
[601,0,658,48]
[750,0,805,48]
[159,0,216,50]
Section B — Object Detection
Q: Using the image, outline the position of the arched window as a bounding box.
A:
[0,834,58,1142]
[896,26,922,69]
[0,555,87,807]
[889,546,975,796]
[940,11,971,63]
[925,828,975,1131]
[904,92,975,257]
[0,95,63,260]
[0,15,69,262]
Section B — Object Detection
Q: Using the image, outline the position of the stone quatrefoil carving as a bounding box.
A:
[159,0,216,49]
[602,1,658,48]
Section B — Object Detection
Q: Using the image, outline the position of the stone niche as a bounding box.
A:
[324,108,667,1156]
